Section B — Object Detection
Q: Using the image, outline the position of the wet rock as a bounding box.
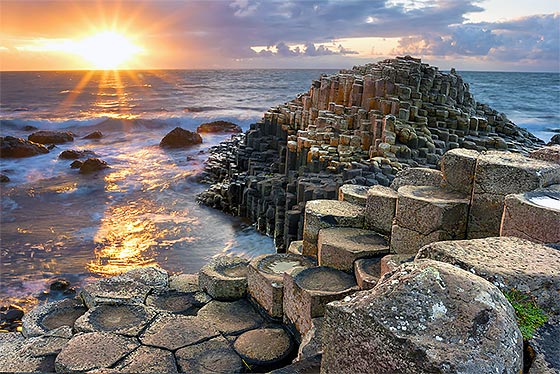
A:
[55,332,139,372]
[283,266,358,336]
[322,260,523,374]
[22,125,38,131]
[198,255,249,300]
[233,328,294,370]
[0,136,49,158]
[49,278,71,291]
[247,253,317,318]
[160,127,202,148]
[176,336,243,373]
[145,289,203,315]
[28,130,74,144]
[83,131,103,139]
[70,160,82,168]
[80,275,152,309]
[196,120,242,134]
[58,149,96,160]
[198,299,263,336]
[269,354,322,374]
[79,157,109,174]
[416,236,560,315]
[318,227,388,272]
[112,345,178,373]
[0,173,9,182]
[139,314,220,351]
[22,298,86,337]
[74,303,157,336]
[547,134,560,146]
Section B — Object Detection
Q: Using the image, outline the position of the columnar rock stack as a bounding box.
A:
[198,56,544,251]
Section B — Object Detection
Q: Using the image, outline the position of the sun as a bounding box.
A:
[75,31,142,70]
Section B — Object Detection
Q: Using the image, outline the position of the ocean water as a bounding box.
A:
[0,69,558,307]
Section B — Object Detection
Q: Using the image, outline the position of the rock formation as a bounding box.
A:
[160,127,202,148]
[0,136,49,158]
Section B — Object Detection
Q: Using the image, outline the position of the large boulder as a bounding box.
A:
[160,127,202,148]
[28,130,74,144]
[196,120,242,134]
[322,259,523,374]
[0,136,49,158]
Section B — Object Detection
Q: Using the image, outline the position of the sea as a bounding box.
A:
[1,69,559,308]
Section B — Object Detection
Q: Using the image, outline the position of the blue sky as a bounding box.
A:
[1,0,559,71]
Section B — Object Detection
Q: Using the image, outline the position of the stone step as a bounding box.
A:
[501,190,560,244]
[283,266,358,336]
[303,200,364,258]
[338,184,369,206]
[318,227,389,272]
[198,255,249,301]
[364,185,398,235]
[247,253,317,318]
[391,185,470,254]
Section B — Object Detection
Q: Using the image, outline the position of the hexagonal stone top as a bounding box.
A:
[320,227,388,254]
[74,304,156,336]
[201,256,248,279]
[253,253,317,282]
[525,190,560,211]
[22,298,86,338]
[233,328,293,366]
[305,199,364,218]
[197,299,263,336]
[397,185,469,204]
[294,267,357,294]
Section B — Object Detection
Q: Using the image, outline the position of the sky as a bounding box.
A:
[0,0,559,72]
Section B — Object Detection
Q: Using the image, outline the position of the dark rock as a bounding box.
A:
[528,322,560,373]
[160,127,202,148]
[0,174,9,182]
[269,354,322,374]
[322,259,523,374]
[59,149,96,160]
[196,120,242,134]
[70,160,83,169]
[83,131,103,139]
[548,134,560,146]
[79,158,109,174]
[50,278,71,291]
[28,130,74,144]
[0,136,49,158]
[4,308,24,322]
[22,125,38,131]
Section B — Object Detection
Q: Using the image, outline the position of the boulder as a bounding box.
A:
[196,120,242,134]
[160,127,202,148]
[322,260,523,374]
[0,136,49,158]
[79,158,109,174]
[198,255,249,300]
[176,336,243,373]
[28,130,74,144]
[59,149,96,160]
[83,131,103,139]
[55,332,138,372]
[416,236,560,315]
[70,160,82,168]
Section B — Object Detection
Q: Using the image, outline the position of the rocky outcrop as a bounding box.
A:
[28,130,74,144]
[160,127,202,148]
[322,260,523,374]
[78,158,109,174]
[0,136,49,158]
[196,120,242,133]
[58,149,96,160]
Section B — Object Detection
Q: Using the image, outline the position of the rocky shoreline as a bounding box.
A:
[2,57,560,373]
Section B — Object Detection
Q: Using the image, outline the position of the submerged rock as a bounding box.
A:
[28,130,74,144]
[196,120,242,134]
[160,127,202,148]
[0,173,9,182]
[0,136,49,158]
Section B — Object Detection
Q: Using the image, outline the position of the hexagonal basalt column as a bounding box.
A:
[391,185,470,254]
[247,253,316,318]
[74,304,157,336]
[469,151,560,239]
[354,257,383,289]
[364,185,397,235]
[501,190,560,244]
[303,200,364,258]
[198,256,249,300]
[440,148,479,195]
[318,227,389,272]
[283,267,358,336]
[338,184,369,206]
[22,298,86,338]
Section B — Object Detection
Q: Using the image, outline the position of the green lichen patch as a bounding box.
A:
[504,289,548,340]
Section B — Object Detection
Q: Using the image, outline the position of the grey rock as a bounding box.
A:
[22,298,86,337]
[322,260,523,374]
[233,328,294,369]
[198,255,249,301]
[112,345,178,373]
[80,274,153,309]
[74,303,157,336]
[59,149,97,159]
[390,167,443,190]
[197,299,263,336]
[175,336,243,373]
